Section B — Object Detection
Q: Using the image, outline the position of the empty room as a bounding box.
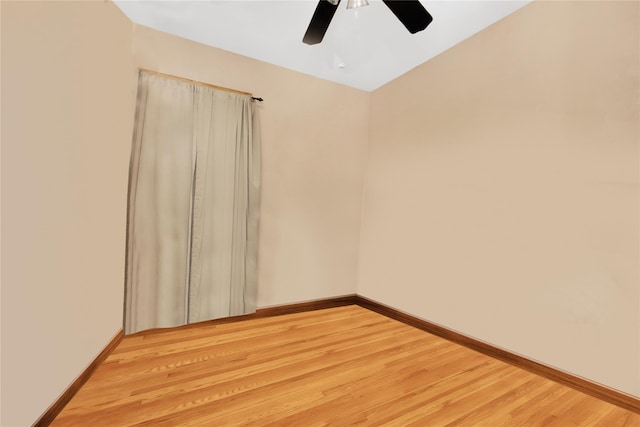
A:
[2,0,638,426]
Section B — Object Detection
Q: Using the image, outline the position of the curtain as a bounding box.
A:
[124,71,260,335]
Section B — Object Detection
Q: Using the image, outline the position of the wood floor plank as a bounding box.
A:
[89,309,391,387]
[51,305,640,426]
[123,331,427,426]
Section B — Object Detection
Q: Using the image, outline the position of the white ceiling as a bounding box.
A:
[114,0,532,92]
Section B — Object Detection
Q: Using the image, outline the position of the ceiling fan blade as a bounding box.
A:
[382,0,433,34]
[303,0,341,45]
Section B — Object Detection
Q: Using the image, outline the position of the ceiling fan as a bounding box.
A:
[303,0,433,45]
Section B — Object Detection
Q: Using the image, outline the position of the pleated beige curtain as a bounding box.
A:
[124,71,260,335]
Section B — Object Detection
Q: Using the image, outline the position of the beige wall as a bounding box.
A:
[132,25,371,308]
[357,0,639,396]
[1,2,135,425]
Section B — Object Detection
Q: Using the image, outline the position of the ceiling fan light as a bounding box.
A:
[346,0,369,9]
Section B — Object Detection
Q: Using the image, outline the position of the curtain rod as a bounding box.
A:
[138,68,263,102]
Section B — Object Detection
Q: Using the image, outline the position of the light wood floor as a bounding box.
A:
[52,305,638,426]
